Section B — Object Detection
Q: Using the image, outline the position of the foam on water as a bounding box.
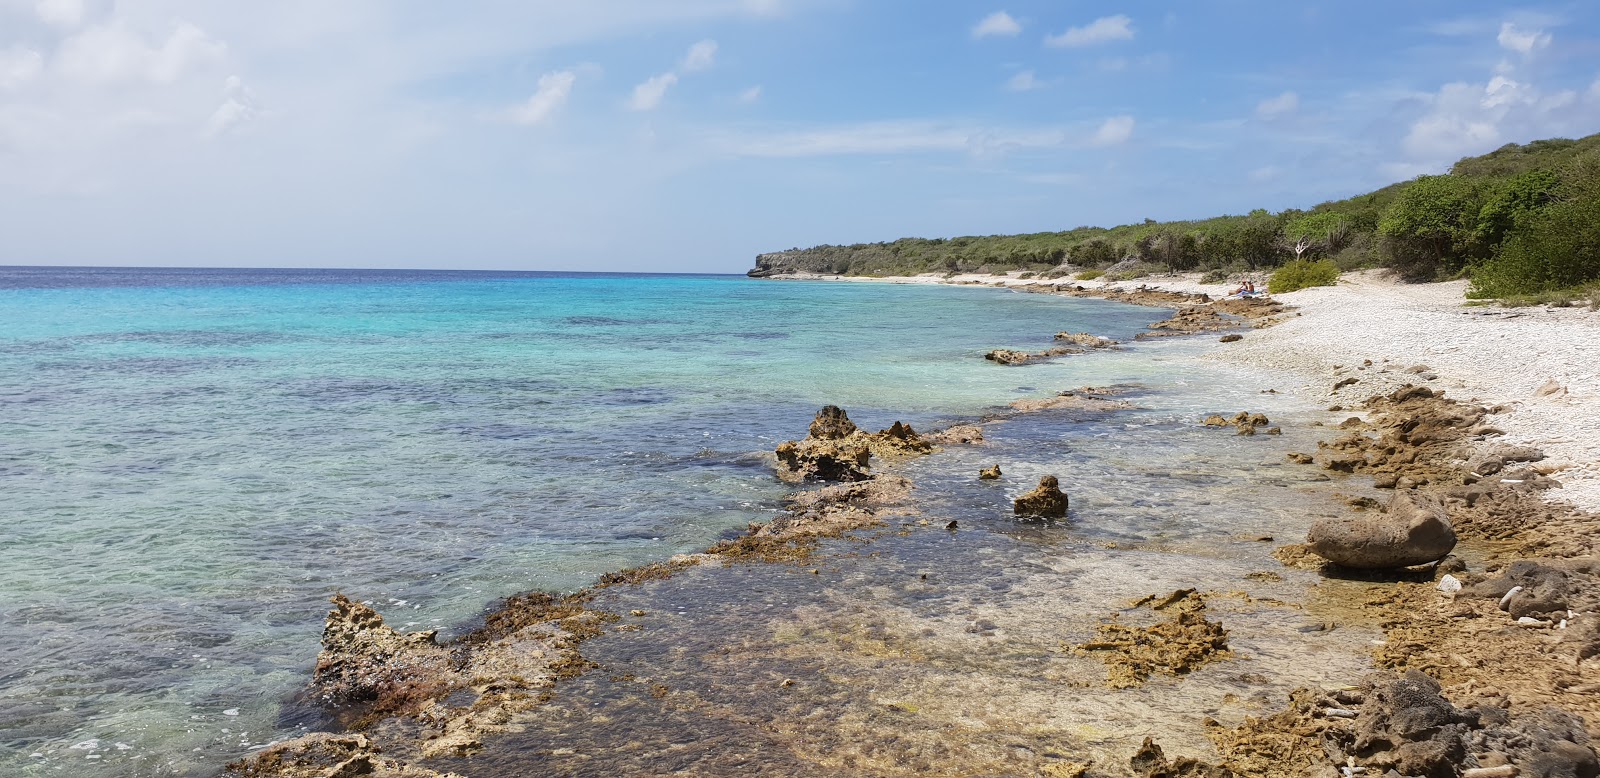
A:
[2,269,1170,775]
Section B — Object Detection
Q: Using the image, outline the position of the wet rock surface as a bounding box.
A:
[1076,590,1231,689]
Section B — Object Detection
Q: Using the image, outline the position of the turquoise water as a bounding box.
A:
[0,268,1163,776]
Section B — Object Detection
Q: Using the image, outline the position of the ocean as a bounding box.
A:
[0,266,1251,776]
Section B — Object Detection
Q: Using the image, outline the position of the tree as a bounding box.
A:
[1470,152,1600,297]
[1474,168,1559,251]
[1378,175,1486,280]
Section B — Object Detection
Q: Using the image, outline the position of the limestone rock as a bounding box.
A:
[1536,379,1568,398]
[808,405,858,440]
[1014,475,1069,518]
[774,438,871,483]
[979,464,1002,480]
[1306,490,1457,569]
[1219,334,1243,343]
[1054,331,1118,348]
[313,594,457,706]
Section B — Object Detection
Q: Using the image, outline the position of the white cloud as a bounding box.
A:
[1497,22,1550,55]
[629,72,679,111]
[1400,76,1589,162]
[56,22,227,86]
[1248,166,1280,183]
[203,76,258,139]
[35,0,84,27]
[1091,115,1134,146]
[739,85,762,103]
[510,69,577,126]
[1255,91,1299,118]
[972,11,1021,39]
[0,47,44,89]
[1005,70,1042,92]
[681,39,717,72]
[1046,15,1134,48]
[725,120,1066,157]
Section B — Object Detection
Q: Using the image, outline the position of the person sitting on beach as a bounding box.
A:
[1229,279,1256,296]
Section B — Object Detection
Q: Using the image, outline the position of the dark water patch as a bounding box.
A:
[563,315,667,327]
[35,355,258,376]
[70,329,296,348]
[731,331,791,341]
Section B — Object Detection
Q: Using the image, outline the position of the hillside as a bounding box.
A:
[748,132,1600,299]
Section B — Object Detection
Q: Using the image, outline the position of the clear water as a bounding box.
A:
[0,268,1170,776]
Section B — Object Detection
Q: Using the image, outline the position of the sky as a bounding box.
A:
[2,1,1599,273]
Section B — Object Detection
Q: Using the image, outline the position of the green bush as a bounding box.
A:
[1074,269,1105,281]
[1469,153,1600,298]
[1268,259,1340,293]
[1199,268,1231,284]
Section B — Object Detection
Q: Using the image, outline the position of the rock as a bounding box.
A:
[1288,453,1314,465]
[1129,737,1231,778]
[985,348,1032,365]
[774,437,871,482]
[1536,379,1568,398]
[979,465,1002,480]
[870,421,933,457]
[313,594,456,706]
[1203,415,1230,428]
[1219,334,1243,343]
[225,732,462,778]
[1333,377,1359,391]
[1306,490,1457,569]
[1339,671,1473,777]
[1055,331,1118,348]
[777,407,936,482]
[808,405,858,440]
[1014,475,1069,518]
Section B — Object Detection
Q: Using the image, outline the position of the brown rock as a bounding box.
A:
[1219,334,1243,343]
[1306,490,1457,569]
[1014,475,1069,518]
[808,405,858,439]
[979,465,1002,480]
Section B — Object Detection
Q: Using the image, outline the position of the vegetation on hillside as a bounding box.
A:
[749,132,1600,300]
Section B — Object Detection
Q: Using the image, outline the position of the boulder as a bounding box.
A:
[774,438,871,482]
[1054,332,1117,348]
[979,465,1002,480]
[1306,490,1457,569]
[1014,475,1069,518]
[808,405,858,440]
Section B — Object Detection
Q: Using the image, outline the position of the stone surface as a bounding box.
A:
[1306,490,1457,569]
[1014,475,1069,517]
[979,464,1002,480]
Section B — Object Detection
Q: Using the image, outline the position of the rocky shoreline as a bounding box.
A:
[230,274,1599,777]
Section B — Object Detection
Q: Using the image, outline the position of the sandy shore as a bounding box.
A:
[774,269,1600,513]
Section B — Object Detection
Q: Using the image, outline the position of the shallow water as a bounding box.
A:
[424,345,1384,777]
[2,268,1173,776]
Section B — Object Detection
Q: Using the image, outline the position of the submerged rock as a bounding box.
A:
[1306,490,1457,569]
[1014,475,1068,518]
[224,732,461,778]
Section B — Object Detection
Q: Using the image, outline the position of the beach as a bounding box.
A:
[223,269,1600,776]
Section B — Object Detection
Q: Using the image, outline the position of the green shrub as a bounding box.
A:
[1468,154,1600,298]
[1074,269,1105,281]
[1199,268,1230,284]
[1268,259,1339,293]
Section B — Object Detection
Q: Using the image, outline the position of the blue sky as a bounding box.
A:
[2,1,1598,272]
